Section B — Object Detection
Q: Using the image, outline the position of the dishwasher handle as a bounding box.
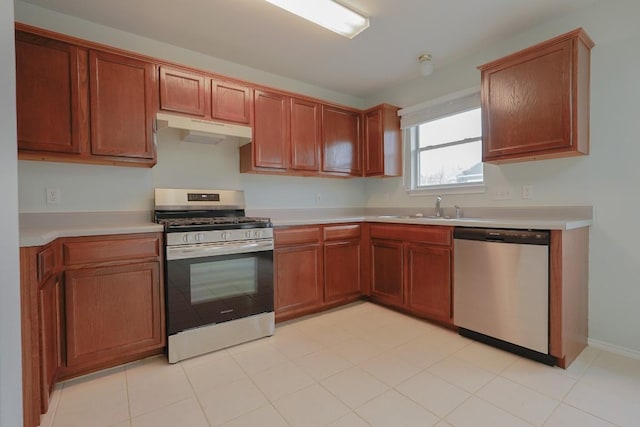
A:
[453,227,550,245]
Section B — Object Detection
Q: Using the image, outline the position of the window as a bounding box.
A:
[400,88,484,193]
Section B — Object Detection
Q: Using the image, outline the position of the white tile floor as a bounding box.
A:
[40,302,640,427]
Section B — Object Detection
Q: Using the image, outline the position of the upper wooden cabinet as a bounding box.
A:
[158,65,252,124]
[159,66,207,117]
[251,89,290,170]
[479,28,594,163]
[364,104,401,177]
[15,25,158,167]
[15,31,88,155]
[322,105,362,176]
[290,97,321,172]
[89,50,156,160]
[211,79,252,124]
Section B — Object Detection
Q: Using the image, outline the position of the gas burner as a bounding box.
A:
[157,216,272,231]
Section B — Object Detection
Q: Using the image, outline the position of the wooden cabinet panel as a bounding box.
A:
[370,239,404,306]
[324,240,361,304]
[62,235,160,266]
[406,244,451,321]
[64,262,163,369]
[15,30,88,154]
[275,244,323,318]
[38,274,61,414]
[159,66,207,116]
[321,105,362,175]
[275,226,321,246]
[37,244,57,283]
[480,28,593,163]
[89,50,156,160]
[364,104,401,177]
[290,98,321,171]
[370,224,451,246]
[212,80,252,124]
[324,224,361,241]
[253,90,289,169]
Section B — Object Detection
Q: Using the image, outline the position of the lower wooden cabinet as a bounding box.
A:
[64,262,163,371]
[20,232,164,427]
[368,224,453,324]
[406,243,452,322]
[38,274,62,414]
[324,225,362,304]
[274,226,323,320]
[274,224,362,321]
[370,238,404,306]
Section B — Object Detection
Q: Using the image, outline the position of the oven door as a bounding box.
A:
[165,242,273,335]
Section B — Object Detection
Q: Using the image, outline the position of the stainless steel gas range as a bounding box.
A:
[154,188,274,363]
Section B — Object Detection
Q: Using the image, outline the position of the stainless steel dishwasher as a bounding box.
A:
[453,227,555,364]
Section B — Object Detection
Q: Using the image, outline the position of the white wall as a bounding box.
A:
[363,0,640,355]
[1,0,23,424]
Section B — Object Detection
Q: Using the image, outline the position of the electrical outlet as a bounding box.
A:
[522,185,534,200]
[492,186,513,201]
[46,188,60,204]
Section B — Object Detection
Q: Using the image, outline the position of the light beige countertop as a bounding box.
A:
[20,206,593,247]
[20,211,163,247]
[250,206,593,231]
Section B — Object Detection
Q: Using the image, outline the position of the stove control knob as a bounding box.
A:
[194,233,205,242]
[183,234,190,243]
[253,230,262,238]
[221,232,229,241]
[246,231,252,238]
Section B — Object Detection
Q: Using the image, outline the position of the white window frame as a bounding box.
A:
[400,87,486,196]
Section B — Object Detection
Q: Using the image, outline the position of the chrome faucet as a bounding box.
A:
[435,196,442,217]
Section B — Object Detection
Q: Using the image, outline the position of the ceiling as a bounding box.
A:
[19,0,598,98]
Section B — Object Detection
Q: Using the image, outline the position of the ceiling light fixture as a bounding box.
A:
[264,0,369,39]
[418,53,434,76]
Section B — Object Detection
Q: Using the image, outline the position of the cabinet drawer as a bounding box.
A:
[275,226,321,247]
[323,224,361,241]
[370,224,452,246]
[37,244,57,283]
[62,234,161,266]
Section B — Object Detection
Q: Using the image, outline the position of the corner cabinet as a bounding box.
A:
[364,104,402,177]
[479,28,594,163]
[15,25,157,167]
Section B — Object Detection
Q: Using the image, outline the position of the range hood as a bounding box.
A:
[156,112,252,145]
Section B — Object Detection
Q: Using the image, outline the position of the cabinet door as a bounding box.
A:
[364,104,401,177]
[274,244,323,318]
[64,262,163,370]
[370,238,403,306]
[324,240,361,304]
[39,274,61,414]
[290,98,321,171]
[406,244,452,322]
[15,31,88,154]
[212,80,252,124]
[479,29,592,163]
[159,66,207,117]
[253,90,289,169]
[321,105,361,175]
[364,108,383,176]
[89,50,156,160]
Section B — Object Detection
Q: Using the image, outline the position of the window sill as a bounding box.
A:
[406,182,486,196]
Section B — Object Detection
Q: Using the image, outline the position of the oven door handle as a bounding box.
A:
[166,240,274,260]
